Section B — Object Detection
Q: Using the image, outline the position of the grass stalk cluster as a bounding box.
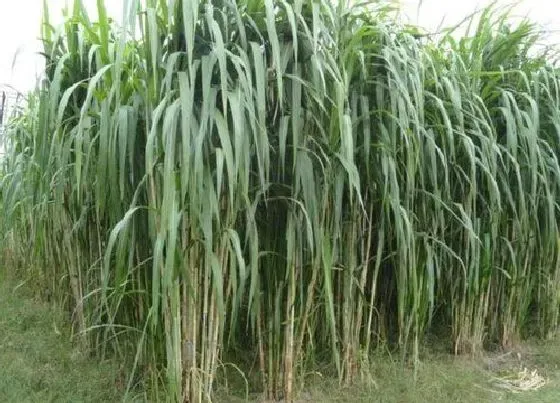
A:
[2,1,560,401]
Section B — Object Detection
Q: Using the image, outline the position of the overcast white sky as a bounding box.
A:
[0,0,559,92]
[0,0,121,92]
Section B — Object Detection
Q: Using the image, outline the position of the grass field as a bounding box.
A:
[4,0,560,400]
[290,346,560,402]
[2,269,559,403]
[214,343,560,402]
[0,271,130,402]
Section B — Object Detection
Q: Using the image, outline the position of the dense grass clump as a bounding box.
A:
[2,0,560,401]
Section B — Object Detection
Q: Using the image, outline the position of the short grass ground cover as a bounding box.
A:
[0,271,127,402]
[218,342,560,402]
[296,345,560,403]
